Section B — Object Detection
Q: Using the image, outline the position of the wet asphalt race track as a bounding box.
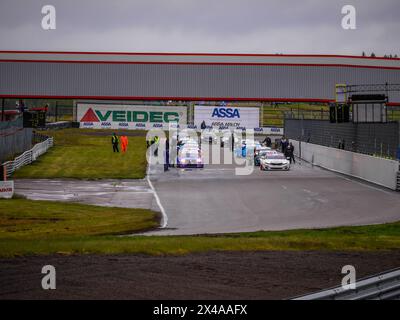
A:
[15,157,400,236]
[14,179,159,212]
[146,160,400,235]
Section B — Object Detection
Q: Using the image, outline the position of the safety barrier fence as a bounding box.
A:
[2,137,53,177]
[291,139,399,191]
[293,268,400,300]
[45,121,73,130]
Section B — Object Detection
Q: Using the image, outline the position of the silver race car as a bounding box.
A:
[259,152,290,171]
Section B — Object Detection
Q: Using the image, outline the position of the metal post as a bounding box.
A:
[1,98,4,122]
[299,139,302,165]
[260,102,264,127]
[55,101,58,122]
[299,116,304,165]
[385,82,389,102]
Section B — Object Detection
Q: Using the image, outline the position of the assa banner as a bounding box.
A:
[194,106,259,129]
[78,103,187,130]
[0,181,14,199]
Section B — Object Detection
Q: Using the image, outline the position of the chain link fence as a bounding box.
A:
[0,117,33,163]
[0,98,74,123]
[284,118,399,160]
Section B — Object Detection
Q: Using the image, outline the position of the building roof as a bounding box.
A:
[1,51,400,69]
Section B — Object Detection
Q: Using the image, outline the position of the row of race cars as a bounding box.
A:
[176,134,291,171]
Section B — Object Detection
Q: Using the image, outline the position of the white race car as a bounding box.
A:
[260,152,290,171]
[177,146,204,168]
[201,130,219,144]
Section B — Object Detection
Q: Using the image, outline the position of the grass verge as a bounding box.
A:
[0,198,158,240]
[1,199,399,258]
[13,129,148,179]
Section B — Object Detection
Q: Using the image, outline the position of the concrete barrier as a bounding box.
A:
[291,139,399,190]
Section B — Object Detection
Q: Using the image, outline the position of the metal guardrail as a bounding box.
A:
[45,121,73,130]
[293,268,400,300]
[2,137,54,177]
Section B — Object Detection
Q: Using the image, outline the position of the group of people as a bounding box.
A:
[280,137,295,164]
[111,133,129,153]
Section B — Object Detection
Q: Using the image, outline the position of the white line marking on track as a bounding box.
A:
[146,157,168,228]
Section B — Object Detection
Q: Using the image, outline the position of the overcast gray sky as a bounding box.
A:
[0,0,399,55]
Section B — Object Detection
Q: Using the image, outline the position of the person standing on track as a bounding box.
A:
[286,142,295,164]
[154,136,159,156]
[281,137,288,154]
[164,138,170,171]
[111,133,119,153]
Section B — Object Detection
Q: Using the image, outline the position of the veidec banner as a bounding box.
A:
[77,103,187,130]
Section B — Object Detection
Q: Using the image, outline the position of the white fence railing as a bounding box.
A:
[2,137,54,177]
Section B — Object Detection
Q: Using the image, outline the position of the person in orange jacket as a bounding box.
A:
[121,135,128,153]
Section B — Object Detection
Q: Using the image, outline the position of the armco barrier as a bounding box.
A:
[291,139,399,191]
[293,268,400,300]
[45,121,72,130]
[2,137,54,177]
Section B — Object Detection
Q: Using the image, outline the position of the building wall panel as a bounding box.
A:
[0,61,399,101]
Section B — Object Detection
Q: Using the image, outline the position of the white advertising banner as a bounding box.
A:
[253,127,284,135]
[77,103,187,130]
[194,106,259,129]
[0,181,14,199]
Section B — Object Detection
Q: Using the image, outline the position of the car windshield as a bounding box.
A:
[266,155,285,160]
[180,149,200,158]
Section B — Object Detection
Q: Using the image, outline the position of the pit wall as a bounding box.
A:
[291,139,399,191]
